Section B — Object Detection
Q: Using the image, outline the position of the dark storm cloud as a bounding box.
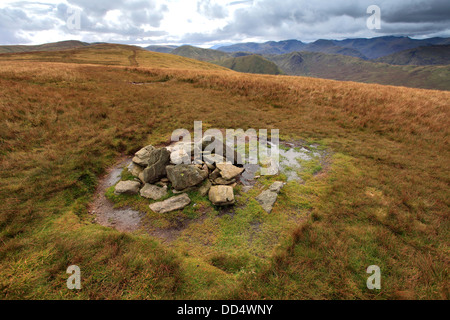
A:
[382,0,450,23]
[180,0,450,44]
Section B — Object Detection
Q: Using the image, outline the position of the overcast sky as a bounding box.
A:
[1,0,449,47]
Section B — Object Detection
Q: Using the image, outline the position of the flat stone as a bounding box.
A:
[208,185,235,206]
[213,177,236,185]
[216,163,244,180]
[166,164,207,191]
[255,190,279,213]
[149,194,191,213]
[140,184,168,200]
[114,181,141,195]
[269,181,285,193]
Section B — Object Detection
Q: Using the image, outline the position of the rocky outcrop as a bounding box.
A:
[149,193,191,213]
[166,164,207,191]
[208,185,235,206]
[114,181,141,195]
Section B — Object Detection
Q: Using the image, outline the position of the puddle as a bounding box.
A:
[90,157,144,233]
[238,141,323,185]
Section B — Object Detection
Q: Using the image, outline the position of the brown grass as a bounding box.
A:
[0,56,449,299]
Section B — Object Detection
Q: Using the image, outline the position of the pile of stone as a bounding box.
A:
[114,136,246,213]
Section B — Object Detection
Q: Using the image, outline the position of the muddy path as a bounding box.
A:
[89,156,194,243]
[89,157,144,232]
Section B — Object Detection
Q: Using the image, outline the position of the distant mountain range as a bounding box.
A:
[154,41,450,90]
[216,36,450,60]
[265,51,449,90]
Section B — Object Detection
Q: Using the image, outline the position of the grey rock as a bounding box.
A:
[208,185,235,206]
[166,164,207,191]
[128,162,144,178]
[255,190,279,213]
[140,184,168,200]
[269,181,285,193]
[198,179,212,197]
[114,181,141,195]
[149,194,191,213]
[213,177,236,185]
[143,148,171,183]
[132,145,155,167]
[209,168,221,181]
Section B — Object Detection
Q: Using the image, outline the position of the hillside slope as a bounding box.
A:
[0,43,229,71]
[266,51,450,90]
[375,45,450,66]
[213,54,283,75]
[0,40,90,54]
[172,45,230,62]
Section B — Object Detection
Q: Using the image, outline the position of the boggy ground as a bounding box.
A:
[0,58,448,299]
[92,141,328,269]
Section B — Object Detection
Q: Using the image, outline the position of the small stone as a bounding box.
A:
[269,181,285,193]
[140,184,168,200]
[216,163,244,180]
[149,194,191,213]
[208,185,235,206]
[114,181,141,195]
[256,190,279,213]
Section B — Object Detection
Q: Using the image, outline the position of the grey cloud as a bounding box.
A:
[197,0,228,19]
[180,0,450,45]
